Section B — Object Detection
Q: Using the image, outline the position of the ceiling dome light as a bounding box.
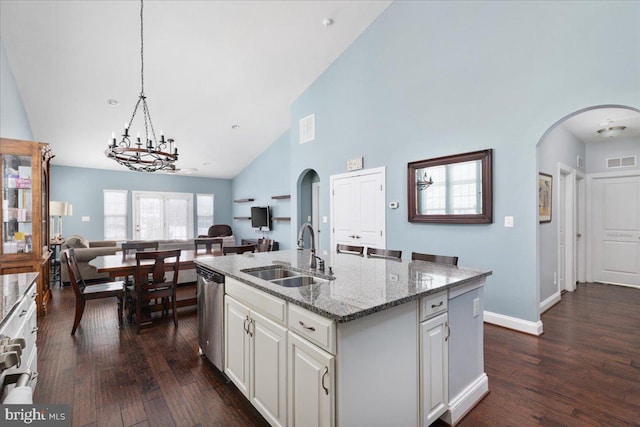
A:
[597,126,626,138]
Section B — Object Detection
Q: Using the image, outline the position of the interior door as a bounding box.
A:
[331,168,385,252]
[592,175,640,286]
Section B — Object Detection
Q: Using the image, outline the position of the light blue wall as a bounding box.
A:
[232,131,291,249]
[51,165,232,241]
[586,137,640,173]
[284,1,640,322]
[0,42,33,140]
[537,125,586,304]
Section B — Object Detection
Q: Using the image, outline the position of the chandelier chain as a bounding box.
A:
[140,0,144,96]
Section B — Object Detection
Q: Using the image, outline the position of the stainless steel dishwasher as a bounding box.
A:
[196,265,225,371]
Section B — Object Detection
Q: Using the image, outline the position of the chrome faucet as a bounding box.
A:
[297,222,323,270]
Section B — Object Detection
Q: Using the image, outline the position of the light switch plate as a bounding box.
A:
[504,216,514,228]
[322,216,328,223]
[81,216,90,222]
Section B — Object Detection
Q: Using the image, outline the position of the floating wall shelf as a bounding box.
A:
[272,217,291,221]
[234,198,255,203]
[271,195,291,200]
[233,216,251,220]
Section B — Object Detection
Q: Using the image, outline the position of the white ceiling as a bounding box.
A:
[0,0,391,178]
[561,107,640,144]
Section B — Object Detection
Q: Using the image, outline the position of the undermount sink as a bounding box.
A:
[243,267,301,281]
[242,266,328,288]
[270,275,327,288]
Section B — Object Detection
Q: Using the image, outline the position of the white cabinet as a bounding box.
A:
[420,311,448,426]
[287,331,334,427]
[224,294,287,427]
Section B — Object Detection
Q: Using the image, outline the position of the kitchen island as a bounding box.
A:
[194,250,491,427]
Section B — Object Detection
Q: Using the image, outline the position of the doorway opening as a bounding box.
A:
[536,104,640,314]
[296,169,320,252]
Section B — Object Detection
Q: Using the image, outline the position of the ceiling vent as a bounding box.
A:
[299,114,315,144]
[607,156,636,168]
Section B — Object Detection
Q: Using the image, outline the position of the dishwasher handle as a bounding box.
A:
[196,266,225,283]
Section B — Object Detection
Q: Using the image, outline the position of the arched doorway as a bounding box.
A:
[536,104,640,313]
[296,169,320,251]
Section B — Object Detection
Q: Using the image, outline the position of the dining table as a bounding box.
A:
[88,248,221,280]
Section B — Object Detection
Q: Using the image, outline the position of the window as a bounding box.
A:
[104,190,128,240]
[132,191,194,240]
[196,194,214,236]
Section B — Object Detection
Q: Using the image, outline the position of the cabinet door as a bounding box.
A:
[250,310,287,427]
[420,312,448,426]
[224,296,250,397]
[288,331,334,427]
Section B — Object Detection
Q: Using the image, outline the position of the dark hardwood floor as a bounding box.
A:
[34,283,640,426]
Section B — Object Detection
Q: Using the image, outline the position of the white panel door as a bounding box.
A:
[331,168,385,252]
[250,310,287,427]
[592,176,640,286]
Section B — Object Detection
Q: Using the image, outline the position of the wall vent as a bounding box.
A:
[607,156,636,169]
[299,114,315,144]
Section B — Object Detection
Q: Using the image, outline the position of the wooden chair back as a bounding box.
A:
[223,244,256,255]
[367,247,402,260]
[122,241,159,257]
[336,244,365,255]
[411,252,459,266]
[207,224,233,237]
[256,238,275,252]
[62,248,86,297]
[194,237,223,254]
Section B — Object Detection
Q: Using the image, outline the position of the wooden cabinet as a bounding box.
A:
[0,138,53,317]
[420,312,448,426]
[225,288,287,427]
[287,331,334,427]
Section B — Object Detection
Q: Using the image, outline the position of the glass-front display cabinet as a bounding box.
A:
[0,138,53,316]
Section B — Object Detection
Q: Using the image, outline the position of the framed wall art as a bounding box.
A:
[538,172,552,223]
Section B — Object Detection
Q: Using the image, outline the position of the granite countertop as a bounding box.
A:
[0,272,38,330]
[194,250,492,322]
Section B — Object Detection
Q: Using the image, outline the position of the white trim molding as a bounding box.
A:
[484,311,543,336]
[540,292,561,314]
[440,374,489,425]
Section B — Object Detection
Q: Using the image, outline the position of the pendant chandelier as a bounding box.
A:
[105,0,177,172]
[417,171,433,191]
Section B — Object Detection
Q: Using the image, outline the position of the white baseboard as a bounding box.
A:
[539,292,561,314]
[440,374,489,425]
[483,311,543,336]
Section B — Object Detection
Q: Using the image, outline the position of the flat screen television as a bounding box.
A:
[251,206,271,231]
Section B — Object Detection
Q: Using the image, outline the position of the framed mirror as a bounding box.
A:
[408,149,493,224]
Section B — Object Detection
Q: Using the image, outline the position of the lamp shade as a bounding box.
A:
[49,201,66,216]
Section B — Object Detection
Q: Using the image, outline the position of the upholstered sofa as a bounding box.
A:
[60,234,236,284]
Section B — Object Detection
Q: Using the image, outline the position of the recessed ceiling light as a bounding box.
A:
[322,18,334,27]
[106,99,119,106]
[231,124,240,130]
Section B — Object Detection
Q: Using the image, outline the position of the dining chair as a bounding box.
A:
[223,244,256,255]
[336,244,365,255]
[256,238,275,252]
[367,247,403,260]
[411,252,459,266]
[194,237,224,254]
[122,241,159,257]
[130,249,181,334]
[63,248,124,335]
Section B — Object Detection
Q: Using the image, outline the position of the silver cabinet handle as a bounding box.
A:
[19,310,28,318]
[299,321,316,332]
[348,235,355,239]
[31,327,39,334]
[30,292,38,299]
[243,315,250,334]
[445,321,450,342]
[321,367,329,395]
[249,319,254,337]
[354,235,361,239]
[431,301,443,309]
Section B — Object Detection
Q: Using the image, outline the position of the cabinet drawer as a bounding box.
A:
[0,288,35,338]
[420,291,448,321]
[226,277,286,324]
[288,304,336,354]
